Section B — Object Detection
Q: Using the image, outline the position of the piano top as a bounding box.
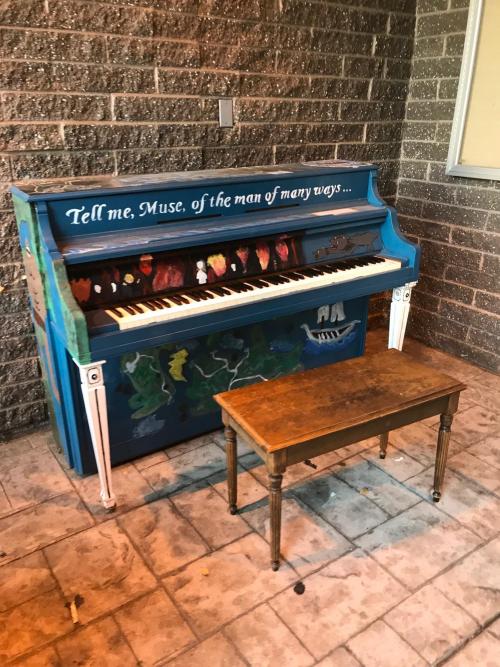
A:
[11,160,375,202]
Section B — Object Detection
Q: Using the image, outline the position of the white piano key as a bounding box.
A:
[105,257,402,331]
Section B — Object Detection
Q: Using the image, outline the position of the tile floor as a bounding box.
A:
[0,331,499,666]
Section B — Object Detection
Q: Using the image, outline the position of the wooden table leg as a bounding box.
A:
[224,424,238,514]
[379,432,389,459]
[432,413,453,502]
[269,471,283,571]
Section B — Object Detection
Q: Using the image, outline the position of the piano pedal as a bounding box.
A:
[303,459,318,469]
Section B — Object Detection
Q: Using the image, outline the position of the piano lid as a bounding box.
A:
[10,160,375,202]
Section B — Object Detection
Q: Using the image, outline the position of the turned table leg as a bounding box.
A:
[379,432,389,459]
[225,424,238,514]
[269,472,284,571]
[433,413,453,502]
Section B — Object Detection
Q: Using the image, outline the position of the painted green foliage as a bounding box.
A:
[121,323,303,420]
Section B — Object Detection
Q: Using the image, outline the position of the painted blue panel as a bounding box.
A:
[76,297,368,474]
[46,171,370,239]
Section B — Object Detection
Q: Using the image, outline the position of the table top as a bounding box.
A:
[214,349,465,452]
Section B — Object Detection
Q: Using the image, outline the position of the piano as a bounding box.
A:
[11,160,419,509]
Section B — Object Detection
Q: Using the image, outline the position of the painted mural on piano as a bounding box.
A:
[104,299,364,441]
[67,232,303,309]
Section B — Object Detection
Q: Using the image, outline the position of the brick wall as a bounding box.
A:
[397,0,500,373]
[1,0,417,435]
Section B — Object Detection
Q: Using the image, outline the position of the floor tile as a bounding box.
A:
[406,467,500,540]
[69,462,153,519]
[165,433,219,459]
[244,456,317,490]
[448,450,500,493]
[433,537,500,625]
[0,437,36,461]
[315,647,362,667]
[114,588,195,665]
[0,484,11,516]
[334,455,421,516]
[134,450,168,471]
[464,375,500,413]
[362,444,426,482]
[0,551,55,612]
[56,616,137,667]
[210,465,268,508]
[292,472,388,539]
[13,646,61,666]
[444,627,500,666]
[355,501,481,589]
[164,533,296,635]
[171,483,250,550]
[0,448,72,511]
[0,589,73,662]
[225,603,314,667]
[166,634,246,667]
[45,520,156,624]
[244,494,352,576]
[385,584,478,664]
[333,438,377,461]
[488,616,500,639]
[466,435,500,470]
[211,427,254,456]
[431,404,499,448]
[118,497,209,575]
[140,442,227,495]
[270,549,406,660]
[0,492,93,565]
[387,422,440,466]
[347,620,426,667]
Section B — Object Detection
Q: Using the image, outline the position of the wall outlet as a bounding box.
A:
[218,98,234,127]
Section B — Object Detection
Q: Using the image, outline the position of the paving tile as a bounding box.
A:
[333,455,421,516]
[164,532,296,635]
[387,422,441,466]
[355,501,481,589]
[448,450,500,493]
[362,444,426,482]
[292,472,388,539]
[171,483,250,550]
[140,442,227,494]
[444,627,500,667]
[210,465,268,508]
[244,494,352,576]
[114,588,195,665]
[0,484,12,516]
[463,382,500,414]
[488,616,500,639]
[430,404,499,448]
[225,603,314,667]
[315,647,362,667]
[165,433,219,459]
[0,437,36,461]
[13,646,61,666]
[243,455,317,490]
[56,616,137,667]
[0,551,56,612]
[406,467,500,540]
[118,497,209,575]
[0,589,73,662]
[433,537,500,625]
[45,520,156,624]
[69,462,153,519]
[385,583,478,664]
[134,450,168,471]
[166,633,246,667]
[270,549,407,660]
[0,492,93,565]
[0,448,72,511]
[333,438,377,461]
[347,620,426,667]
[466,435,500,470]
[211,427,254,456]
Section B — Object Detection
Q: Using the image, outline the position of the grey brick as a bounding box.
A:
[198,0,260,19]
[400,215,450,242]
[159,70,239,96]
[10,151,115,179]
[385,59,412,80]
[418,274,474,304]
[0,402,47,435]
[0,0,47,28]
[416,10,468,37]
[434,336,499,373]
[48,0,153,35]
[475,292,500,316]
[446,34,465,56]
[277,51,343,75]
[371,80,408,101]
[116,148,202,175]
[421,201,489,230]
[374,35,413,59]
[0,379,45,409]
[63,124,159,150]
[202,146,273,169]
[366,123,404,143]
[407,100,455,121]
[114,96,206,122]
[409,79,438,100]
[343,56,384,78]
[107,37,200,68]
[403,121,436,141]
[416,0,448,13]
[389,13,415,36]
[412,56,462,79]
[421,239,482,271]
[0,125,63,151]
[414,36,445,58]
[402,141,448,161]
[0,28,107,63]
[1,93,111,121]
[451,228,500,255]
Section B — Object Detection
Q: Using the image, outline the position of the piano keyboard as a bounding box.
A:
[104,255,402,331]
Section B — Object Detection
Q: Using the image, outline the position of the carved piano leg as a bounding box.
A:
[224,424,238,515]
[379,432,389,459]
[76,361,116,511]
[388,282,417,351]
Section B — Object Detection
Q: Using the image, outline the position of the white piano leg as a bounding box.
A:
[76,360,116,511]
[388,282,417,351]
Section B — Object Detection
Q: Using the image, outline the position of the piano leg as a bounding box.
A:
[76,360,116,510]
[388,282,417,351]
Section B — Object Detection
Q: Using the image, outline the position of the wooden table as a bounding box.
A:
[214,349,465,571]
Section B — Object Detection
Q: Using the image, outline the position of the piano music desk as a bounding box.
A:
[214,349,465,571]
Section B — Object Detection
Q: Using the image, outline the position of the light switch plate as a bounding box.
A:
[218,98,234,127]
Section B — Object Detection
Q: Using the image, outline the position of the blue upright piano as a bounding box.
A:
[11,160,419,508]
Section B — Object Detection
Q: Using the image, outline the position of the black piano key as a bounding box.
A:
[198,290,215,299]
[158,298,172,308]
[208,287,226,296]
[168,295,184,305]
[143,301,158,310]
[109,307,123,318]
